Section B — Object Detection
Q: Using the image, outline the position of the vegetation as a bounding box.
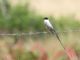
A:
[0,2,80,33]
[0,1,80,60]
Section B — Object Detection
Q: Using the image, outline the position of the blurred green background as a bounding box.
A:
[0,0,80,60]
[0,0,80,33]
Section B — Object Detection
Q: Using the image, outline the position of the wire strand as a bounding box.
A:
[0,29,80,36]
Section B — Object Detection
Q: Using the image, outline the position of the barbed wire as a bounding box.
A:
[0,32,47,36]
[0,29,80,36]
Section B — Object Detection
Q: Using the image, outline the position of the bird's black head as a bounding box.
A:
[44,17,48,20]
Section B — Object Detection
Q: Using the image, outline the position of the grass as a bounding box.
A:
[0,31,80,60]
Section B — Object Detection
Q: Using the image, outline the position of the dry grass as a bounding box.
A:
[9,0,80,20]
[29,0,80,19]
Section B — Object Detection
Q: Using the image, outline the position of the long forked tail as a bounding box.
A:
[51,29,65,50]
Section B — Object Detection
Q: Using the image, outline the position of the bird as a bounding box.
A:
[44,17,65,49]
[44,17,55,34]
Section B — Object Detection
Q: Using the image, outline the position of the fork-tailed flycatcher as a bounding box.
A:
[44,17,65,49]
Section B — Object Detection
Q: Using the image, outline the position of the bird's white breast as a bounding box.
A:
[44,19,53,29]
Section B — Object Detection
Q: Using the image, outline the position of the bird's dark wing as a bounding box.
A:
[44,23,55,34]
